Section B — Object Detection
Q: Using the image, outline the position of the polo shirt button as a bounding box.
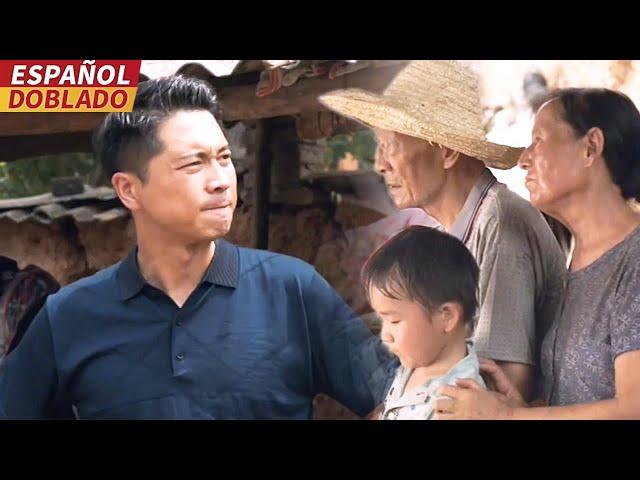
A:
[176,353,185,361]
[176,320,183,327]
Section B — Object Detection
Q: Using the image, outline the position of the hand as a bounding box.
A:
[479,358,527,408]
[433,378,513,420]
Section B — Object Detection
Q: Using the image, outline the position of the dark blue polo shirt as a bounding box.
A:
[0,239,397,419]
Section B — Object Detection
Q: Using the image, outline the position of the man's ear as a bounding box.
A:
[111,172,143,213]
[440,146,462,170]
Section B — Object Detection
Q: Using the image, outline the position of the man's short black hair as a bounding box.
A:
[93,75,221,182]
[362,226,479,327]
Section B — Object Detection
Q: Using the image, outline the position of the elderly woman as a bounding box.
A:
[435,87,640,419]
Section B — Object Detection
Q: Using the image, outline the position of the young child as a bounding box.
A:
[362,226,486,420]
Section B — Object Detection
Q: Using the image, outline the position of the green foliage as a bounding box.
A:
[0,153,102,199]
[323,130,377,170]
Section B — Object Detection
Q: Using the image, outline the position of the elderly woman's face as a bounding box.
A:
[519,100,588,211]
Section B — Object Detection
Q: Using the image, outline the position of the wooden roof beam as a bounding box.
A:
[218,62,408,122]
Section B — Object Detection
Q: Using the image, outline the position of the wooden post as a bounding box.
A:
[252,119,272,250]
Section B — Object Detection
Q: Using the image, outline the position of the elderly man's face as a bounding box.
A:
[373,129,446,210]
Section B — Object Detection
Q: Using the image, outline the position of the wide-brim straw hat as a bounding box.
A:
[318,60,522,169]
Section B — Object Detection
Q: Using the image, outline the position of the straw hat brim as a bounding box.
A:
[319,88,523,169]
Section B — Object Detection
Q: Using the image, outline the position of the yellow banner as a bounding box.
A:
[0,87,138,112]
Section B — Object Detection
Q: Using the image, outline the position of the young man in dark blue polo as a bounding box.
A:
[0,76,397,419]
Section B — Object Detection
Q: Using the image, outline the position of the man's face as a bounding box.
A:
[373,129,446,210]
[135,109,237,242]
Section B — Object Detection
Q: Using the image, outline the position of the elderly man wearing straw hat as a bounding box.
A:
[320,60,566,401]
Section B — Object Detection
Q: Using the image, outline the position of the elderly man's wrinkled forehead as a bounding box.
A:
[373,128,443,151]
[374,129,398,145]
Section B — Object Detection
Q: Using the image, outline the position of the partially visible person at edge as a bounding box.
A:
[0,75,398,419]
[320,60,566,402]
[435,88,640,419]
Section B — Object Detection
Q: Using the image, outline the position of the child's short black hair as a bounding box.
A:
[362,226,479,328]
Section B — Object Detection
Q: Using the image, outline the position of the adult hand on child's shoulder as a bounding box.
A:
[479,358,527,408]
[434,379,515,420]
[432,360,531,419]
